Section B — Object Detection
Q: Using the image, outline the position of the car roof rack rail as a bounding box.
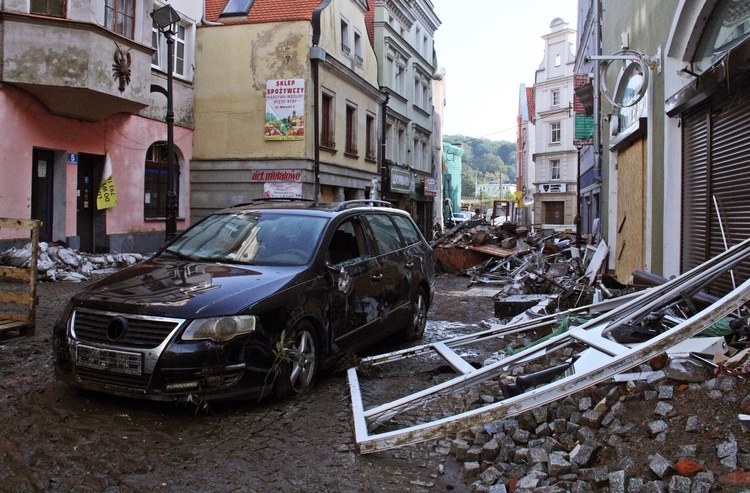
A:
[334,200,394,211]
[232,198,315,208]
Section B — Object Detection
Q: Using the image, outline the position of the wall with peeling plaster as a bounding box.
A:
[191,1,383,221]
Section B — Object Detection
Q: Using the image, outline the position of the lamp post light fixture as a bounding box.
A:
[150,4,181,241]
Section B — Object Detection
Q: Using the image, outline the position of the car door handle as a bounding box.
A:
[371,274,383,282]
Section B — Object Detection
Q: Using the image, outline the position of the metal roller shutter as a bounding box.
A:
[682,89,750,295]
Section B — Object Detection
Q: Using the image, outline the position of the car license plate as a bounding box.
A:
[77,345,142,375]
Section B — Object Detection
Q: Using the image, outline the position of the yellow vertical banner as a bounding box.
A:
[97,152,119,209]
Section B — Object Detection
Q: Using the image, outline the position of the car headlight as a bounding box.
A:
[182,315,257,342]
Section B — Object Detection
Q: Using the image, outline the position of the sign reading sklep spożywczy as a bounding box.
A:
[265,79,305,141]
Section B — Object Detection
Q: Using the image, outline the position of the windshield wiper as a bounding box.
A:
[163,248,197,261]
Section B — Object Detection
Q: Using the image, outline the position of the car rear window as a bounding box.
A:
[391,215,421,245]
[365,214,403,254]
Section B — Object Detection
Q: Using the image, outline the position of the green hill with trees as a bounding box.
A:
[443,135,517,199]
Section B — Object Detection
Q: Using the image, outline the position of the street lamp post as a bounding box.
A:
[151,5,181,241]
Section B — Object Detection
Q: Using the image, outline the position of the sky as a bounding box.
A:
[431,0,578,142]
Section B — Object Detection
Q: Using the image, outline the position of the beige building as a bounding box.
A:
[192,0,385,222]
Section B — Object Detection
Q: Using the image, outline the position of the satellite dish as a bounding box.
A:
[522,195,534,207]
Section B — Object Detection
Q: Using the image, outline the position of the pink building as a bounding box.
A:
[0,1,196,253]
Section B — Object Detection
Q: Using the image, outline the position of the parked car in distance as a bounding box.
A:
[451,211,474,224]
[53,199,435,402]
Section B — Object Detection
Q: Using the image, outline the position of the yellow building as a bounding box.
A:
[193,0,385,222]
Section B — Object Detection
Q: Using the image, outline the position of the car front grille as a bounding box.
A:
[76,366,151,393]
[72,309,184,349]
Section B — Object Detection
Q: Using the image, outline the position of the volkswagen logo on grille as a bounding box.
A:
[106,316,129,341]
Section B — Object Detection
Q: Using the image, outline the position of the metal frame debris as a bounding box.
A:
[348,237,750,454]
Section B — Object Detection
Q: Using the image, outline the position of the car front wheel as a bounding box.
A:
[401,288,427,341]
[273,321,318,399]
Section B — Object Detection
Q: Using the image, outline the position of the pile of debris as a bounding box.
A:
[0,242,145,282]
[432,220,617,317]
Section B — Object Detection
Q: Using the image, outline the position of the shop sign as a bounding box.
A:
[265,78,305,141]
[263,182,303,198]
[390,167,412,194]
[424,178,437,196]
[539,183,567,193]
[250,169,302,182]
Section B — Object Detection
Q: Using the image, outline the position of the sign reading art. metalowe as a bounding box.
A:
[265,78,305,141]
[250,169,302,182]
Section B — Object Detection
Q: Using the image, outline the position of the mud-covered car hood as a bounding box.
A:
[71,256,312,319]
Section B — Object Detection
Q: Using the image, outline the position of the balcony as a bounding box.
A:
[1,13,151,121]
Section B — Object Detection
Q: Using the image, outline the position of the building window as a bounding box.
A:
[385,122,394,161]
[398,127,406,164]
[366,114,376,160]
[416,27,422,53]
[144,142,180,219]
[552,89,560,107]
[341,18,351,55]
[31,0,65,17]
[321,92,335,148]
[555,53,561,66]
[151,20,190,78]
[173,24,186,76]
[354,30,363,66]
[551,122,561,144]
[551,159,561,180]
[105,0,135,38]
[395,63,406,96]
[221,0,253,17]
[151,21,161,68]
[345,104,358,156]
[423,35,429,57]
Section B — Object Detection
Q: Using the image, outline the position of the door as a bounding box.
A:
[326,217,386,351]
[615,138,647,282]
[31,149,55,242]
[77,154,108,253]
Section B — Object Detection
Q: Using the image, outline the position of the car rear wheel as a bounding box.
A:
[273,321,318,399]
[401,288,427,341]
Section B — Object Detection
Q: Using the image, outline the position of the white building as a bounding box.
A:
[531,17,578,232]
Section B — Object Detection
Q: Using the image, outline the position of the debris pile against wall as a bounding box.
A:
[433,221,617,314]
[0,242,145,282]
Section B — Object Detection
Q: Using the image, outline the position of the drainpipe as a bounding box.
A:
[593,0,602,184]
[380,89,389,200]
[310,1,331,201]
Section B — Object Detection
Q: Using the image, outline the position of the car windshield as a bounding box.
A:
[164,212,329,266]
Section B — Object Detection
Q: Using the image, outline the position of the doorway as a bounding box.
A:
[31,149,55,242]
[77,153,108,253]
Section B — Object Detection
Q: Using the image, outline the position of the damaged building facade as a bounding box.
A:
[0,0,197,254]
[574,0,750,291]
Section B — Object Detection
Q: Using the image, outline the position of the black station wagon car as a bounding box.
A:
[53,200,435,402]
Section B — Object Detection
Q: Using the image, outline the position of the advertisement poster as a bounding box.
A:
[263,182,303,198]
[265,78,305,141]
[96,152,119,209]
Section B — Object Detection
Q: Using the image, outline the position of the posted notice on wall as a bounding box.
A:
[265,78,305,141]
[263,182,303,198]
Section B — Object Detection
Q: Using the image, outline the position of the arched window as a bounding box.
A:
[144,142,180,219]
[694,0,750,70]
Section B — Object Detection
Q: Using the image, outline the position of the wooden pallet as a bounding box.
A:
[0,218,39,336]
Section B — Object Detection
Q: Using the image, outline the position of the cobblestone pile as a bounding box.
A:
[449,368,750,492]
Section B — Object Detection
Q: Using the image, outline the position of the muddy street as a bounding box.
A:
[0,273,493,492]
